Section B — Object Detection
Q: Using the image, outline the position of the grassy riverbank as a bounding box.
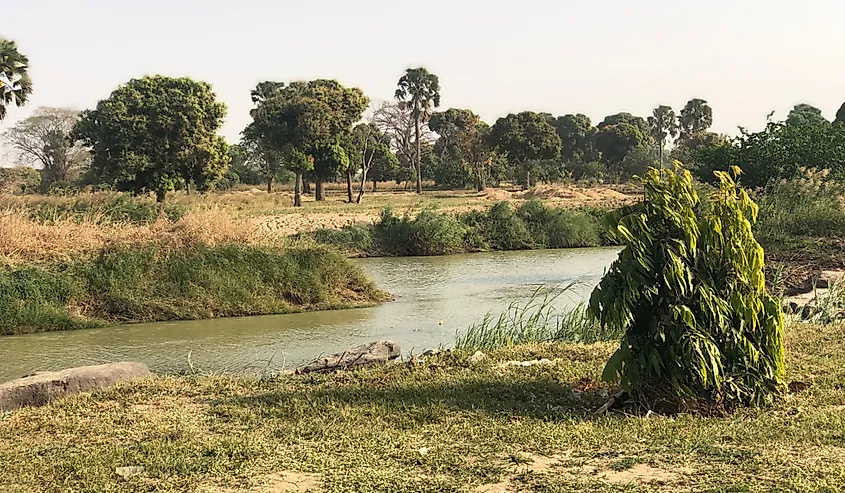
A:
[0,321,842,492]
[0,245,387,335]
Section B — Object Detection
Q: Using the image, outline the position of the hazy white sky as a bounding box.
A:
[3,0,845,144]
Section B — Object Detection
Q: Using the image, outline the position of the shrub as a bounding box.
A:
[517,201,601,249]
[374,207,468,256]
[480,202,534,251]
[589,165,786,411]
[312,226,374,254]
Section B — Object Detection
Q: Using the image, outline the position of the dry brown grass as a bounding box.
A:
[0,209,291,266]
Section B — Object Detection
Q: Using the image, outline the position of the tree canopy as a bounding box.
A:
[73,76,229,202]
[488,111,561,187]
[245,79,369,205]
[0,39,33,121]
[395,67,441,193]
[679,98,713,139]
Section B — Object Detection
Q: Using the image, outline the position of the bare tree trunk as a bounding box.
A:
[357,169,368,204]
[658,140,664,170]
[372,180,377,193]
[415,101,422,194]
[303,181,311,194]
[155,189,166,203]
[525,169,531,190]
[315,178,324,201]
[266,177,273,194]
[294,172,303,207]
[346,169,354,203]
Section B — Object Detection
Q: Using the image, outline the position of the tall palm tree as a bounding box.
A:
[0,39,32,121]
[648,105,678,168]
[395,68,440,194]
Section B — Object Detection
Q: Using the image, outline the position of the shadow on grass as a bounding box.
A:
[216,376,611,423]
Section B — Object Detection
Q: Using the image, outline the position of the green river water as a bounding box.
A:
[0,248,620,382]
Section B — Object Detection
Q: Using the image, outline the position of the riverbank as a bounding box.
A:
[1,321,842,492]
[0,245,388,335]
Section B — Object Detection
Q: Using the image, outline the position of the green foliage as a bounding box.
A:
[73,76,229,202]
[552,114,599,162]
[481,202,534,250]
[679,98,714,139]
[395,67,441,194]
[692,119,845,189]
[0,245,384,334]
[374,207,468,256]
[518,201,602,249]
[0,38,33,121]
[589,165,786,410]
[595,123,646,169]
[0,166,41,194]
[488,112,561,185]
[786,104,828,127]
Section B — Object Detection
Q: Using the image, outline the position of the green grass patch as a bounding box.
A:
[0,245,387,335]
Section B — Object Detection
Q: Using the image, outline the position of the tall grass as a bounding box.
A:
[455,286,622,351]
[755,177,845,243]
[0,245,387,335]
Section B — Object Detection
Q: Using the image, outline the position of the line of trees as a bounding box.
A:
[6,35,845,202]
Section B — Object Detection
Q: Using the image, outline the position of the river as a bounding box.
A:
[0,248,620,382]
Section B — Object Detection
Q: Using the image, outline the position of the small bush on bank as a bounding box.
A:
[374,207,468,256]
[518,201,602,249]
[590,166,786,411]
[0,245,386,335]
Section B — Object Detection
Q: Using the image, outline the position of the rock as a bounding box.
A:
[296,341,401,374]
[0,362,151,412]
[115,466,145,478]
[468,351,487,363]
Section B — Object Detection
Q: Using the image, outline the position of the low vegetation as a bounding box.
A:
[308,200,613,257]
[0,321,842,492]
[0,245,386,335]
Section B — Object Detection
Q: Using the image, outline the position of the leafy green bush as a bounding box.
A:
[374,207,468,256]
[479,202,534,251]
[312,226,374,254]
[589,166,786,411]
[518,201,601,249]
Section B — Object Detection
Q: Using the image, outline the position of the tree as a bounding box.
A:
[0,39,32,121]
[786,103,828,127]
[312,143,349,201]
[226,143,263,186]
[488,112,561,188]
[648,105,678,167]
[372,101,434,172]
[552,114,598,162]
[598,112,651,142]
[367,145,401,192]
[3,107,90,190]
[395,68,441,194]
[835,102,845,126]
[348,122,394,202]
[590,166,785,410]
[595,123,646,172]
[679,98,713,140]
[429,108,494,191]
[250,81,286,104]
[246,79,368,206]
[73,76,229,202]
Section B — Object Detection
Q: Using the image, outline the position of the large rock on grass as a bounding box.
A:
[0,362,151,411]
[297,341,401,374]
